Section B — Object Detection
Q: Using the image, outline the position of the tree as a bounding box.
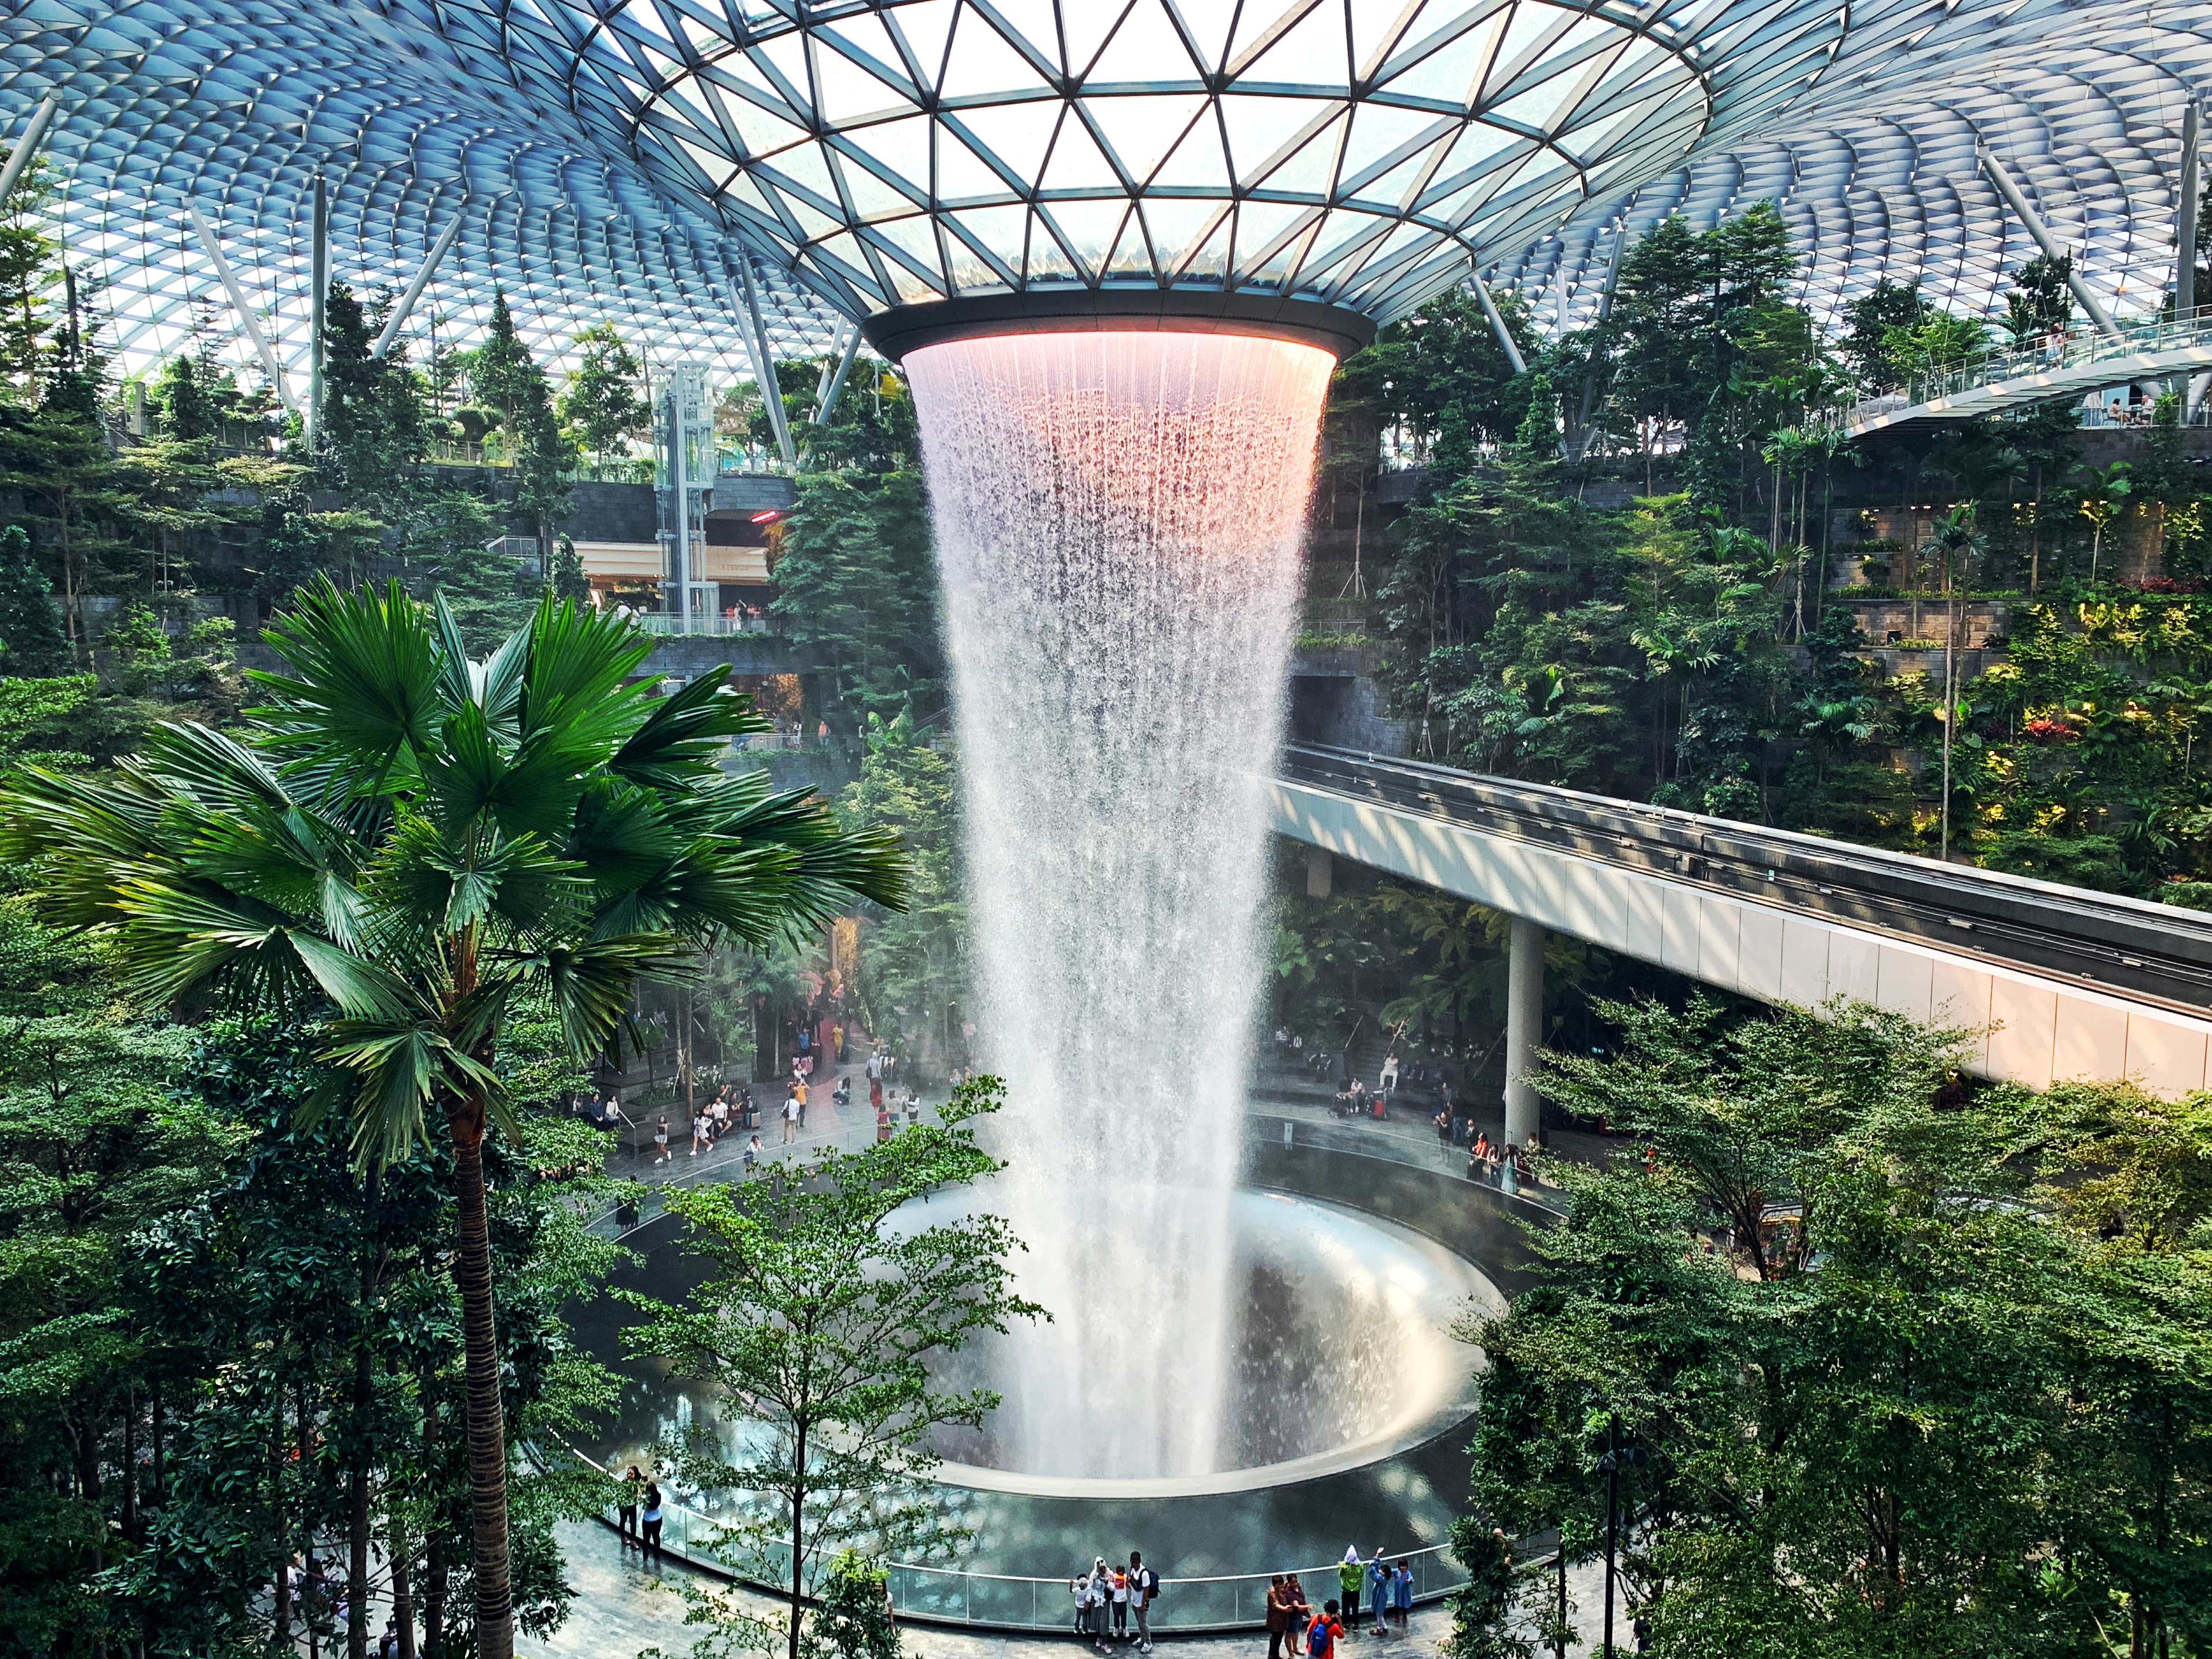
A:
[470,292,573,564]
[806,1550,901,1659]
[0,521,67,674]
[557,324,649,472]
[0,580,908,1659]
[1839,279,1933,392]
[772,464,939,727]
[623,1075,1041,1659]
[2005,254,2075,347]
[838,711,966,1053]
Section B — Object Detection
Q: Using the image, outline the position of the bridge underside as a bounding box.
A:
[1849,342,2212,437]
[1269,776,2212,1099]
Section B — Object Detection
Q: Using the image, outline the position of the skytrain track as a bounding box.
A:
[1279,743,2212,1018]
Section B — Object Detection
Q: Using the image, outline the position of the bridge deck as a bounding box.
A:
[1270,744,2212,1096]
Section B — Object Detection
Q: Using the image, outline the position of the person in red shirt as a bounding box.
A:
[1307,1601,1344,1659]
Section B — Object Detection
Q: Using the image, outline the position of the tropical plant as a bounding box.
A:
[0,578,908,1659]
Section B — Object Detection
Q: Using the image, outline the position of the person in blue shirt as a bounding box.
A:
[1365,1555,1390,1635]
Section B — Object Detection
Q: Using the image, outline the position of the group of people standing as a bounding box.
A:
[615,1465,667,1562]
[1264,1551,1412,1659]
[1072,1553,1160,1654]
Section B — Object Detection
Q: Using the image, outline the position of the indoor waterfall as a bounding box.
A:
[906,329,1334,1480]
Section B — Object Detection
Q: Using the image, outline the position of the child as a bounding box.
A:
[1111,1565,1129,1639]
[1308,1601,1344,1659]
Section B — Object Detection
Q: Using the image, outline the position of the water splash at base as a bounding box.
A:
[906,329,1333,1479]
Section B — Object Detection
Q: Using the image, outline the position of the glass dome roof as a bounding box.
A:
[0,0,2206,377]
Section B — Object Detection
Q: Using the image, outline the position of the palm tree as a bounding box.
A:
[0,580,906,1659]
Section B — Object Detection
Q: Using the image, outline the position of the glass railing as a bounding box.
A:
[1838,306,2212,428]
[627,611,782,638]
[552,1443,1468,1633]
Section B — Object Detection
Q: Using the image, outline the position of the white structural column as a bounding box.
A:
[186,206,297,412]
[0,93,60,207]
[814,323,863,426]
[734,258,798,466]
[1471,267,1528,374]
[307,175,327,442]
[1268,776,2212,1100]
[371,213,464,359]
[1979,147,2122,337]
[1505,915,1545,1145]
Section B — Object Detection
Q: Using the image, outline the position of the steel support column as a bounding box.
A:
[0,93,61,208]
[1472,268,1528,375]
[1979,147,2122,336]
[372,213,465,359]
[308,175,327,441]
[814,323,862,427]
[736,258,798,466]
[1505,915,1544,1146]
[187,206,297,412]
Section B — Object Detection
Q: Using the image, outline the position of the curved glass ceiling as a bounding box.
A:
[0,0,2204,380]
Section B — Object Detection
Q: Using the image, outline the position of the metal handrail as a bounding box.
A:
[557,1442,1467,1632]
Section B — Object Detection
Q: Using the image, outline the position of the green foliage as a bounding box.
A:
[805,1551,900,1659]
[1464,995,2212,1658]
[623,1075,1041,1659]
[557,323,649,468]
[0,522,66,675]
[838,711,964,1056]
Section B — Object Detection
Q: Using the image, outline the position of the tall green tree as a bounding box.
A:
[557,324,649,472]
[469,292,573,562]
[624,1075,1040,1659]
[0,580,907,1659]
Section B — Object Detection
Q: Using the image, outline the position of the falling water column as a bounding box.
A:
[905,329,1334,1480]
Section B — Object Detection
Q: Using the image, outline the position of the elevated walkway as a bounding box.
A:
[1269,744,2212,1097]
[1843,311,2212,437]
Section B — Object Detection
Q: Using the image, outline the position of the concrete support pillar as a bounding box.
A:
[1470,266,1527,375]
[1304,845,1333,899]
[1504,915,1544,1147]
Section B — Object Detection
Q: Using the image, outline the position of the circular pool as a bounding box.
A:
[568,1186,1502,1592]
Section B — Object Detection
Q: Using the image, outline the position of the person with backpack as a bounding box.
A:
[1127,1551,1158,1653]
[1308,1601,1344,1659]
[1336,1549,1364,1627]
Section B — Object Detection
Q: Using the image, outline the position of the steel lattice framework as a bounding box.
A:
[3,0,2208,383]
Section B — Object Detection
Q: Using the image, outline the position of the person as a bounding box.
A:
[641,1479,664,1561]
[1110,1563,1129,1640]
[1392,1561,1413,1628]
[618,1464,645,1548]
[906,1088,921,1126]
[1308,1601,1344,1659]
[743,1132,762,1174]
[653,1115,670,1166]
[877,1102,894,1143]
[868,1049,883,1083]
[781,1092,800,1144]
[1284,1573,1311,1655]
[1266,1576,1293,1659]
[690,1112,711,1158]
[1128,1552,1157,1653]
[1379,1053,1399,1096]
[1365,1554,1390,1635]
[833,1074,851,1108]
[1500,1142,1521,1196]
[794,1074,809,1129]
[1337,1548,1363,1628]
[378,1621,400,1659]
[869,1076,884,1112]
[1433,1108,1451,1145]
[1074,1559,1111,1655]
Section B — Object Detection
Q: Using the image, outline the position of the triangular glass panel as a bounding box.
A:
[887,260,946,304]
[767,140,841,206]
[1419,121,1522,202]
[754,32,812,112]
[712,86,810,160]
[1149,109,1232,190]
[832,152,919,219]
[1102,209,1156,277]
[1040,108,1125,192]
[1042,199,1130,276]
[1025,209,1081,283]
[1140,196,1226,268]
[1232,0,1350,89]
[1299,205,1391,280]
[1062,0,1131,78]
[1223,0,1297,72]
[934,120,1013,201]
[1381,8,1505,106]
[1340,101,1445,181]
[1231,198,1313,277]
[866,212,948,284]
[1085,0,1201,86]
[953,99,1063,190]
[1480,3,1570,104]
[1351,0,1420,80]
[1344,142,1434,209]
[1486,74,1577,134]
[678,135,739,191]
[887,0,960,91]
[946,204,1028,284]
[988,0,1067,71]
[1175,209,1234,283]
[1170,0,1242,75]
[1249,112,1344,197]
[812,38,919,126]
[780,193,846,240]
[1220,93,1334,186]
[939,9,1054,101]
[838,114,931,194]
[1083,91,1209,184]
[816,10,917,100]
